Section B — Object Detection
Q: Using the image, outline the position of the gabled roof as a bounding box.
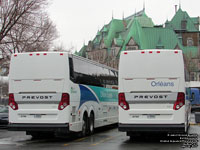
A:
[142,27,180,49]
[165,8,198,32]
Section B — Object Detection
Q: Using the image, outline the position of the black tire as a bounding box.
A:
[80,115,87,137]
[185,115,190,134]
[89,113,94,135]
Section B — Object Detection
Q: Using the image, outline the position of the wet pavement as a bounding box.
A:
[0,115,199,150]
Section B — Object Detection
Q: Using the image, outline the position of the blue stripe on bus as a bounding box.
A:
[78,85,99,108]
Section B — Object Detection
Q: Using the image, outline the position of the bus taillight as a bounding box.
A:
[9,93,18,110]
[118,93,129,110]
[173,92,185,110]
[58,93,70,110]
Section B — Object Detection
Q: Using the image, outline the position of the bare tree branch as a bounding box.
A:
[0,0,58,75]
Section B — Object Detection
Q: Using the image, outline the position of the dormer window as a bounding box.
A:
[181,20,187,30]
[187,37,194,46]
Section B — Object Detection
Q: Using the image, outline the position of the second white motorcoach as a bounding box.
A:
[118,49,191,137]
[8,52,118,138]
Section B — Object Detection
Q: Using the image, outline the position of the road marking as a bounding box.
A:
[91,136,113,146]
[74,137,86,142]
[190,123,200,126]
[63,137,87,146]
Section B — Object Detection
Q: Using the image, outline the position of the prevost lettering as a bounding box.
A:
[22,96,53,100]
[134,95,168,99]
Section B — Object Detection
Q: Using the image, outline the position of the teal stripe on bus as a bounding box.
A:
[88,85,118,102]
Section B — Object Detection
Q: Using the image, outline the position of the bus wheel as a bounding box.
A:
[89,113,94,135]
[81,115,87,137]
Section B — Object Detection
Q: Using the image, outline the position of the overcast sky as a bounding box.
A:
[47,0,200,52]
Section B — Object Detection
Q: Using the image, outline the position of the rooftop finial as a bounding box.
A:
[143,0,145,11]
[112,10,114,20]
[179,0,181,9]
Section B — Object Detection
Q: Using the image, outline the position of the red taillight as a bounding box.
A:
[9,93,18,110]
[118,93,129,110]
[173,92,185,110]
[58,93,70,110]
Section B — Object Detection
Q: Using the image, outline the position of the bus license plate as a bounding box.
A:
[34,114,42,118]
[147,114,155,119]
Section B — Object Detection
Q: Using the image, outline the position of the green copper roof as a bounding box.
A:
[104,19,126,47]
[135,13,154,27]
[78,9,199,60]
[78,45,87,57]
[166,8,198,32]
[142,28,180,49]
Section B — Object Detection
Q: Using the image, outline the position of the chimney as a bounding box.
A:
[175,5,178,13]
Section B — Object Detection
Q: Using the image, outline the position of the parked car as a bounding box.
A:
[0,105,8,127]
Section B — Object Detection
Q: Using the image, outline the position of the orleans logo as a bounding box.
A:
[151,81,174,87]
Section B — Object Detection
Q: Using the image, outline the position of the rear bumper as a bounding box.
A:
[118,123,185,133]
[8,123,69,133]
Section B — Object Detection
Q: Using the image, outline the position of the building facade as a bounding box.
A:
[77,8,200,81]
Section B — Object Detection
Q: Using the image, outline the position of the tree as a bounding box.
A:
[0,0,58,75]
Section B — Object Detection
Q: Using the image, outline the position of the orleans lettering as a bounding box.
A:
[151,81,174,87]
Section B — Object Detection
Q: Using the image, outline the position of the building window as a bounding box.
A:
[190,73,195,81]
[111,48,115,56]
[181,20,187,30]
[126,46,138,50]
[187,37,194,47]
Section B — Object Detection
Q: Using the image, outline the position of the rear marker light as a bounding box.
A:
[124,52,128,55]
[149,51,152,53]
[174,51,178,54]
[29,54,33,56]
[9,93,18,110]
[125,78,133,80]
[157,51,160,53]
[60,53,64,56]
[43,53,47,55]
[36,53,40,56]
[14,54,17,57]
[141,51,145,54]
[34,79,41,81]
[147,78,155,80]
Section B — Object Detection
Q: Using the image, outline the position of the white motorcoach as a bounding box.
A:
[8,52,118,138]
[118,50,191,137]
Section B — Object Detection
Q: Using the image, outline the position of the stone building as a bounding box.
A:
[77,8,200,81]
